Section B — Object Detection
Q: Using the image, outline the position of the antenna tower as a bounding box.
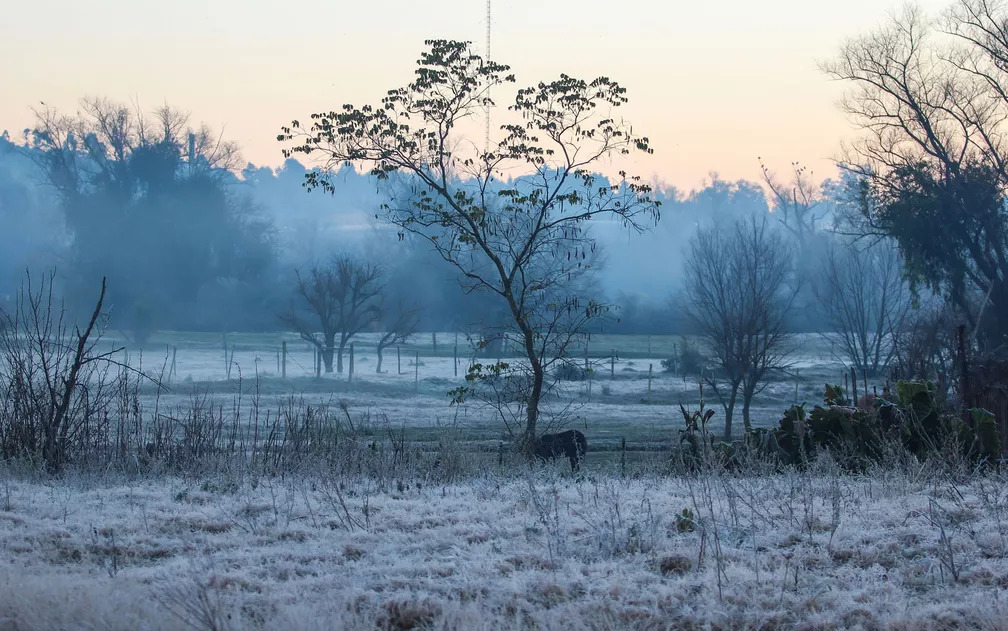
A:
[484,0,491,155]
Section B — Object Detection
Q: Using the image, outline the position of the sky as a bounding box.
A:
[0,0,953,190]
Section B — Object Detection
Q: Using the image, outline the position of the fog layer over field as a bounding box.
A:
[0,129,829,335]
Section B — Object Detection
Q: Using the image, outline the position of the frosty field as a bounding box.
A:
[2,461,1008,630]
[6,331,987,630]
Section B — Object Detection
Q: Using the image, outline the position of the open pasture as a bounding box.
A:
[110,332,849,455]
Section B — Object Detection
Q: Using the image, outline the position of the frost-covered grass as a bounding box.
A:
[3,458,1008,630]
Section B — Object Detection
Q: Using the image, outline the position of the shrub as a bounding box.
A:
[761,382,1001,470]
[661,337,705,375]
[553,361,587,381]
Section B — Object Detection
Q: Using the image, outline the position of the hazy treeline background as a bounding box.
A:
[0,100,847,338]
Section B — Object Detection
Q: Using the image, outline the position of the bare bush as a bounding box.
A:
[0,271,135,472]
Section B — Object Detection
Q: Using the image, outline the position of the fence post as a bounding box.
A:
[171,345,177,382]
[611,348,615,379]
[850,366,858,406]
[432,332,437,353]
[647,363,653,403]
[397,345,401,375]
[415,351,420,393]
[281,341,287,379]
[621,437,626,478]
[349,343,354,384]
[453,338,458,377]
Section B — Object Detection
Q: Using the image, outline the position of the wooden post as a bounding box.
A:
[498,442,504,471]
[349,343,354,384]
[415,351,420,392]
[453,338,458,378]
[432,332,437,353]
[958,325,972,427]
[647,363,653,403]
[620,437,626,478]
[397,345,402,375]
[281,341,287,379]
[850,366,858,406]
[171,346,177,382]
[610,348,615,379]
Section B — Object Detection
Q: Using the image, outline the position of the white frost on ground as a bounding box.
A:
[2,463,1008,630]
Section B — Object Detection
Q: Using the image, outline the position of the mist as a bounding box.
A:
[0,103,846,340]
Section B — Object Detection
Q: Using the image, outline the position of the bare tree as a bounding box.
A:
[759,158,827,251]
[281,257,382,374]
[279,40,660,454]
[816,239,912,378]
[375,303,420,374]
[684,214,798,440]
[823,2,1008,341]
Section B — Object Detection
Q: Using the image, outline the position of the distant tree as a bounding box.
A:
[824,2,1008,346]
[24,98,274,335]
[816,239,911,378]
[375,302,421,374]
[281,257,382,374]
[0,136,67,291]
[684,214,798,440]
[759,159,827,251]
[279,40,660,454]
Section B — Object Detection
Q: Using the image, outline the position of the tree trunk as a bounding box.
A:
[336,342,345,373]
[723,386,738,442]
[518,323,543,459]
[742,390,753,434]
[376,346,384,374]
[43,426,60,474]
[524,360,544,456]
[322,346,335,373]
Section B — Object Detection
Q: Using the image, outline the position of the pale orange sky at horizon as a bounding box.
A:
[0,0,953,191]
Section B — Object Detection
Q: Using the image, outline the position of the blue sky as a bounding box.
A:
[0,0,952,188]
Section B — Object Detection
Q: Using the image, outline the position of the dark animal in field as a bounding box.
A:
[534,430,587,472]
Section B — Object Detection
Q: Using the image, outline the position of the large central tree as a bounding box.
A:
[279,40,660,453]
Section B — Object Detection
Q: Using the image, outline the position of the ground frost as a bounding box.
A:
[1,469,1007,629]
